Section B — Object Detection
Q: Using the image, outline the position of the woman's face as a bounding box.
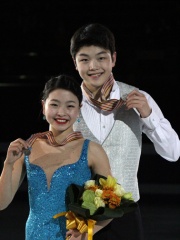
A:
[42,89,80,134]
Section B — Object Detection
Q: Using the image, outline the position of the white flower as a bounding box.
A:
[94,196,105,208]
[95,189,103,197]
[84,180,95,189]
[114,184,125,197]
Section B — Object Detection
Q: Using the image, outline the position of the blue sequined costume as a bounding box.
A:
[24,139,91,240]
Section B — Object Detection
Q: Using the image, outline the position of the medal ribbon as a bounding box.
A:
[27,131,83,147]
[82,73,124,112]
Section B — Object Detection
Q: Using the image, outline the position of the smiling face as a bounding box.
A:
[42,89,80,134]
[74,45,116,95]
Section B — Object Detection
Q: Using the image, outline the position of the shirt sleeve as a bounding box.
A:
[139,90,180,161]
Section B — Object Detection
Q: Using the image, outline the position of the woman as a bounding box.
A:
[0,74,112,240]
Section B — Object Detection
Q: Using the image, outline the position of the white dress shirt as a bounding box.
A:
[81,80,180,161]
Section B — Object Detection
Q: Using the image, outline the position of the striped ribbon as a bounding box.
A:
[26,131,83,147]
[82,73,124,112]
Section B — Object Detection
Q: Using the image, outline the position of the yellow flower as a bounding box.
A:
[99,175,117,189]
[94,196,105,208]
[95,189,103,197]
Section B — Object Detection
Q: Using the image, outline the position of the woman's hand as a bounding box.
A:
[66,229,86,240]
[5,138,30,165]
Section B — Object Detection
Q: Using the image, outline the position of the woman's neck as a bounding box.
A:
[49,128,74,144]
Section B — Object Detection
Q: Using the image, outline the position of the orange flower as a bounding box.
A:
[108,193,121,208]
[101,189,112,200]
[87,185,99,192]
[101,190,121,208]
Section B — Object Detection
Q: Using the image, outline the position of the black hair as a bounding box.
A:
[70,23,116,59]
[42,74,82,105]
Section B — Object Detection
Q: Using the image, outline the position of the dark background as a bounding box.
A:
[0,0,180,239]
[0,0,180,142]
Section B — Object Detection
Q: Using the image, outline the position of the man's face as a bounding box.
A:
[74,45,116,93]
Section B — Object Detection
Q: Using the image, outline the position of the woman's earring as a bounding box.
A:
[76,117,80,123]
[43,115,46,120]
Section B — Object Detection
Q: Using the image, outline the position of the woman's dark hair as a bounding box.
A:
[70,23,116,59]
[42,74,82,105]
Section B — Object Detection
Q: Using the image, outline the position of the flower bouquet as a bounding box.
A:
[54,174,137,239]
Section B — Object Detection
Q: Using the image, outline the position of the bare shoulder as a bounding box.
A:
[88,141,108,160]
[88,141,105,153]
[87,141,111,176]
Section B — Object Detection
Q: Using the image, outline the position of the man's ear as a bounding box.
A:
[73,58,78,70]
[41,100,45,115]
[112,52,117,67]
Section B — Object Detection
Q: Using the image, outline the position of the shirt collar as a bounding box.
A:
[109,80,120,100]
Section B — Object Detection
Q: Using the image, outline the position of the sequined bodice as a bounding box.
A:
[24,139,91,240]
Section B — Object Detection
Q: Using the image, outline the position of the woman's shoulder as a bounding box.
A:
[87,140,105,153]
